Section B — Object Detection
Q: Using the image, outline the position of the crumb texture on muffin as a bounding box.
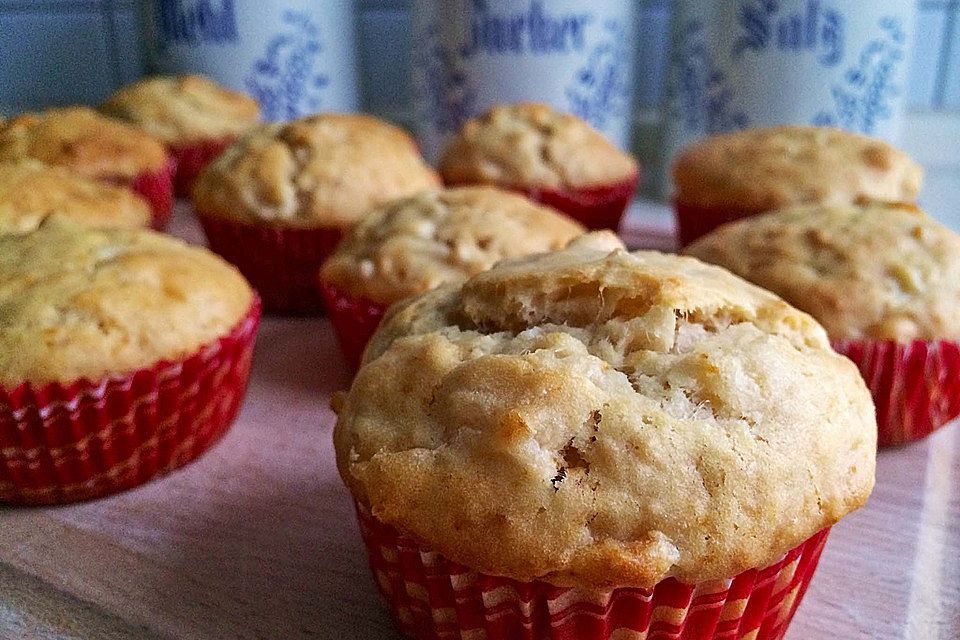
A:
[335,232,876,588]
[439,103,638,190]
[193,114,440,228]
[0,161,150,234]
[319,187,584,305]
[672,125,923,210]
[685,203,960,341]
[0,107,168,179]
[0,217,254,385]
[101,75,261,144]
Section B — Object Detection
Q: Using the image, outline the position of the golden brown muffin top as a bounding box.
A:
[0,107,168,179]
[685,203,960,341]
[192,113,441,229]
[319,187,584,306]
[335,232,876,588]
[0,217,254,385]
[0,161,150,235]
[439,103,639,190]
[101,74,261,145]
[672,126,923,211]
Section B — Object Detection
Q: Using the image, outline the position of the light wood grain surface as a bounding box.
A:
[1,205,958,640]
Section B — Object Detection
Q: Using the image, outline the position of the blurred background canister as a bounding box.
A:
[410,0,638,162]
[140,0,361,120]
[655,0,917,196]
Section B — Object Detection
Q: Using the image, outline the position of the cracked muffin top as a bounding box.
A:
[672,125,923,211]
[685,203,960,341]
[439,103,639,190]
[192,113,441,228]
[0,161,151,235]
[319,187,584,306]
[0,216,254,386]
[334,232,876,588]
[0,107,168,180]
[101,74,261,145]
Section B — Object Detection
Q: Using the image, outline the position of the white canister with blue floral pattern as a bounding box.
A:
[662,0,916,172]
[412,0,636,162]
[141,0,359,120]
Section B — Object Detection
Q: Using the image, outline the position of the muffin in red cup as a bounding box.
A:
[439,103,640,231]
[318,187,584,368]
[0,216,260,505]
[193,113,440,315]
[334,232,876,640]
[102,74,261,197]
[0,107,174,229]
[686,202,960,446]
[672,125,923,247]
[0,160,151,234]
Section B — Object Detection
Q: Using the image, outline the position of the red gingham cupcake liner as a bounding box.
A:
[832,338,960,447]
[521,172,640,232]
[317,281,388,369]
[170,138,235,198]
[355,503,830,640]
[0,298,261,505]
[673,202,764,248]
[198,213,342,315]
[126,156,176,230]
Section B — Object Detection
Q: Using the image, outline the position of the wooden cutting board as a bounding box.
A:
[1,205,957,640]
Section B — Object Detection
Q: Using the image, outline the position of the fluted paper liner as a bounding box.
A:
[355,502,829,640]
[170,138,235,197]
[128,156,176,230]
[833,338,960,446]
[317,281,387,370]
[198,213,342,315]
[0,298,261,505]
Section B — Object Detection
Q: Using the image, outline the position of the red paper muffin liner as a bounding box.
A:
[355,503,830,640]
[673,202,767,248]
[317,281,388,369]
[198,213,342,315]
[170,137,235,198]
[832,338,960,447]
[520,172,640,232]
[126,156,176,231]
[0,298,261,505]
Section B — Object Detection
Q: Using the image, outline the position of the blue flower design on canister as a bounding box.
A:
[565,19,631,131]
[814,16,906,135]
[245,11,331,120]
[667,18,749,134]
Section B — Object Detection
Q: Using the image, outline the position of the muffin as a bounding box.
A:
[686,202,960,446]
[318,187,584,367]
[439,103,640,231]
[0,107,174,229]
[334,232,876,640]
[193,113,441,314]
[0,160,150,234]
[102,74,261,196]
[672,125,923,246]
[0,216,261,504]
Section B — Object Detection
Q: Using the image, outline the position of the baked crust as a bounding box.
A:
[439,103,639,190]
[0,107,168,179]
[319,187,584,305]
[0,161,150,234]
[334,232,876,588]
[672,125,922,211]
[192,114,441,228]
[0,216,254,385]
[685,202,960,341]
[102,74,260,144]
